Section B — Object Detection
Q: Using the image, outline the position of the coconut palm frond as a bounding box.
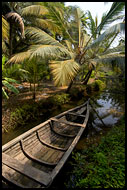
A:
[74,8,84,47]
[108,14,125,23]
[2,41,9,56]
[21,5,49,17]
[45,4,75,44]
[5,12,25,38]
[95,52,125,63]
[101,45,125,56]
[88,22,125,49]
[81,33,91,48]
[29,44,71,60]
[87,10,97,39]
[7,51,31,64]
[2,16,9,55]
[34,18,61,34]
[25,27,64,47]
[2,16,9,40]
[63,40,74,52]
[97,2,125,31]
[50,59,80,86]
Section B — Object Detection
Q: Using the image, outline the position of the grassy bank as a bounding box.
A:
[65,115,125,188]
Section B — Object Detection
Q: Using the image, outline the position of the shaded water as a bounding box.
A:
[75,89,124,151]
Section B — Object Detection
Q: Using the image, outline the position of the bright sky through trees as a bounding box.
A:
[65,2,113,25]
[65,2,125,47]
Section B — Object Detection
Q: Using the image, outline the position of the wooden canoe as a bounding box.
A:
[2,99,90,188]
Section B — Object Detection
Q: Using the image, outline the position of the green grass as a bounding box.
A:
[65,115,125,188]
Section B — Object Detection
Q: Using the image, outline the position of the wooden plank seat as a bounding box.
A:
[20,140,58,166]
[2,153,52,186]
[75,106,87,114]
[36,131,68,151]
[49,121,76,138]
[51,117,85,128]
[67,112,86,117]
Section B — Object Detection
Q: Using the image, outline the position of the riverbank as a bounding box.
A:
[64,115,125,188]
[2,79,103,135]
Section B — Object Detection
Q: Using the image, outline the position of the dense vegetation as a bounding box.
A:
[2,2,125,99]
[2,2,125,189]
[65,115,125,188]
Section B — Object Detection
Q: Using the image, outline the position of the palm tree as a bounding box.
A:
[2,2,25,58]
[7,2,125,92]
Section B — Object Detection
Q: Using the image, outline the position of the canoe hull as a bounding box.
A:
[2,99,90,188]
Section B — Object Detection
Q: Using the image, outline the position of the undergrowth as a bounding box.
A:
[65,115,125,188]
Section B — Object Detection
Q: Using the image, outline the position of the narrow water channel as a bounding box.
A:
[2,80,125,188]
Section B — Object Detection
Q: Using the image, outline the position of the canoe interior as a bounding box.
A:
[2,100,89,188]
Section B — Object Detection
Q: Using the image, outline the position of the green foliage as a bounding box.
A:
[50,93,70,105]
[69,86,85,100]
[90,70,95,78]
[93,79,106,90]
[2,55,20,99]
[9,103,39,129]
[65,116,125,188]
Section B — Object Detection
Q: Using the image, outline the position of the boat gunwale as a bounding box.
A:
[2,100,88,152]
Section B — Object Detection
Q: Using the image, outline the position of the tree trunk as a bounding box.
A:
[33,71,36,100]
[66,80,74,93]
[33,82,36,100]
[29,82,32,91]
[82,69,93,85]
[9,26,13,60]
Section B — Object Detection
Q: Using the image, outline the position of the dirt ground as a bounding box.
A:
[2,82,67,132]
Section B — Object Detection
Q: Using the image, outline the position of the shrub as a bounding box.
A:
[9,103,39,129]
[93,80,106,91]
[51,93,70,105]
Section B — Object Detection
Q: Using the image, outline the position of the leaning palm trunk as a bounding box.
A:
[66,79,74,93]
[82,69,93,85]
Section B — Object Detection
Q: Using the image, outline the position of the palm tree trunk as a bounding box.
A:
[66,80,74,93]
[82,69,93,85]
[33,82,36,100]
[9,26,13,60]
[33,70,36,100]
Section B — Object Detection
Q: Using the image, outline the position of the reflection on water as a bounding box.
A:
[76,90,125,150]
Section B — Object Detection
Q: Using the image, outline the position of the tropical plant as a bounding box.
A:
[2,56,19,99]
[2,2,25,58]
[2,15,10,56]
[6,2,125,92]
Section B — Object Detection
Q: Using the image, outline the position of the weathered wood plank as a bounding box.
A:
[2,153,52,186]
[2,164,42,188]
[2,120,51,152]
[37,131,68,151]
[52,122,79,137]
[67,112,86,117]
[51,100,90,180]
[51,117,84,127]
[2,175,30,188]
[50,121,76,138]
[20,140,57,166]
